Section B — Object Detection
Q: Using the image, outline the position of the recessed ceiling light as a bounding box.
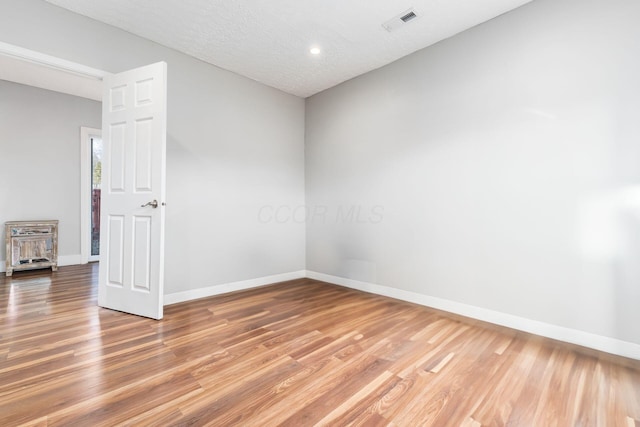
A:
[310,47,321,55]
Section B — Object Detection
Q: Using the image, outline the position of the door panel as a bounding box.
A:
[98,62,167,320]
[134,119,153,191]
[132,216,152,290]
[109,123,126,192]
[107,215,124,286]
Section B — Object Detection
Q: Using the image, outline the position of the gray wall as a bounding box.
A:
[305,0,640,344]
[0,80,101,262]
[0,0,306,292]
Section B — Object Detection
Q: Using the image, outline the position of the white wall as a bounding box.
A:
[0,80,101,268]
[305,0,640,346]
[0,0,306,293]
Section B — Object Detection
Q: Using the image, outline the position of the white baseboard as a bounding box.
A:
[4,257,636,360]
[0,254,82,273]
[305,270,640,361]
[164,270,307,305]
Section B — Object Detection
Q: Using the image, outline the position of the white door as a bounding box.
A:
[98,62,167,320]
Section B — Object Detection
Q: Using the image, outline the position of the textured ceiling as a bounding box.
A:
[43,0,534,98]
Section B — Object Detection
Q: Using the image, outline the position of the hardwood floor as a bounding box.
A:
[1,264,639,426]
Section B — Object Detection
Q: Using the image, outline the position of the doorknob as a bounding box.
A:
[141,199,158,208]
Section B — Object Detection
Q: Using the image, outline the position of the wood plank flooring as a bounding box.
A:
[1,264,639,426]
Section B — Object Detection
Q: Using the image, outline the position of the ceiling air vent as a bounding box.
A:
[383,8,420,32]
[400,11,417,23]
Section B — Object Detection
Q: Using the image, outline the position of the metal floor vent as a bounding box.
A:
[383,8,419,32]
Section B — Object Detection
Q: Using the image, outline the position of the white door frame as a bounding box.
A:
[80,126,103,264]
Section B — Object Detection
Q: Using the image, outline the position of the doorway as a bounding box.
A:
[0,42,105,269]
[1,43,167,319]
[91,135,102,260]
[81,127,102,263]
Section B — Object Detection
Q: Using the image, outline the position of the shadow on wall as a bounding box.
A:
[578,186,640,344]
